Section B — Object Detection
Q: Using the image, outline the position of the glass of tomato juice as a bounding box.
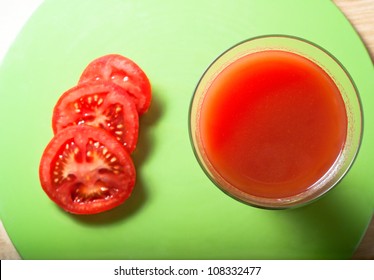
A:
[189,35,362,209]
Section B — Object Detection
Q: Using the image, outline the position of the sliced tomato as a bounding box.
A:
[52,81,138,153]
[78,54,152,114]
[39,125,136,215]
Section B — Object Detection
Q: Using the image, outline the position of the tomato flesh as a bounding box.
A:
[78,54,152,114]
[39,125,136,214]
[52,81,139,153]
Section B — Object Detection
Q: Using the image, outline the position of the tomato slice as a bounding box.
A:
[78,54,152,114]
[39,125,136,215]
[52,81,139,153]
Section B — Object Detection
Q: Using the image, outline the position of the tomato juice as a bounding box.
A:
[198,50,347,199]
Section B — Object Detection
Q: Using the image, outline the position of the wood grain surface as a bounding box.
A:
[0,0,373,260]
[334,0,374,58]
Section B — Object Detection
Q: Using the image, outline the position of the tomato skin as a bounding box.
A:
[52,81,139,153]
[78,54,152,114]
[39,125,136,215]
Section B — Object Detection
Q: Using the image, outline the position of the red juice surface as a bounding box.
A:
[199,50,347,198]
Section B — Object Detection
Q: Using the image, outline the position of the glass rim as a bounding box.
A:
[188,34,363,209]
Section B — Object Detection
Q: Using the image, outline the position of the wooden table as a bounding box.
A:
[0,0,373,260]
